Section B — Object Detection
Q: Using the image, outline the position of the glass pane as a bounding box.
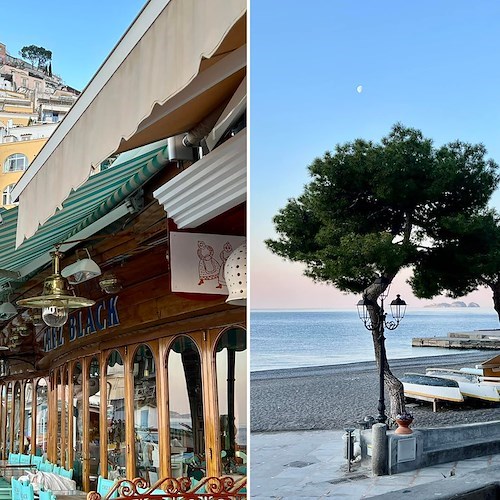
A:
[5,384,11,455]
[168,337,204,481]
[12,383,21,453]
[35,379,48,457]
[72,363,83,487]
[24,381,33,454]
[89,357,100,484]
[107,351,126,480]
[133,345,158,482]
[216,328,247,475]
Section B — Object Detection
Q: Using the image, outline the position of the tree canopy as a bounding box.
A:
[19,45,52,70]
[266,124,499,295]
[266,123,499,417]
[411,210,500,320]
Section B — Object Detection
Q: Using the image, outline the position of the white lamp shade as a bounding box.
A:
[62,258,102,284]
[224,242,246,306]
[0,301,17,320]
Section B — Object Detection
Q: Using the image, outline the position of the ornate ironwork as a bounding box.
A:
[87,476,247,500]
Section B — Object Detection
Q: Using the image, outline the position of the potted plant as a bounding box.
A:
[395,411,414,435]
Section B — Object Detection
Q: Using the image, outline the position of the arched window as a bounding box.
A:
[4,153,27,173]
[2,184,16,206]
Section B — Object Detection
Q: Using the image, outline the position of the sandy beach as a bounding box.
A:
[250,352,500,432]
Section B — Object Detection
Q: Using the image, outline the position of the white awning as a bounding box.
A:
[13,0,246,248]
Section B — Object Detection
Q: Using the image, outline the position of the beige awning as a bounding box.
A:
[13,0,246,247]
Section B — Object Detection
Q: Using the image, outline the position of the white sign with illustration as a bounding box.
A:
[170,232,246,294]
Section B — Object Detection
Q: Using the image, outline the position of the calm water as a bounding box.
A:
[251,308,500,372]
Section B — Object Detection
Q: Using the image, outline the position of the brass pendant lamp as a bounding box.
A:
[17,250,95,327]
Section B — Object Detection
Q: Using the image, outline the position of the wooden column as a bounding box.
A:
[100,353,108,479]
[60,368,67,466]
[201,330,221,478]
[124,346,135,480]
[30,380,37,458]
[82,357,90,492]
[157,339,170,480]
[67,365,74,468]
[19,381,26,454]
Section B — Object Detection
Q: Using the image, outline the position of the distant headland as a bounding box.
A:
[424,301,480,308]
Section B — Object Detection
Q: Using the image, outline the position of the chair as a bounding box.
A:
[19,454,31,465]
[12,478,33,500]
[60,468,73,480]
[8,453,20,464]
[38,489,56,500]
[20,480,34,500]
[31,455,43,468]
[53,466,61,475]
[11,478,22,500]
[97,476,118,499]
[39,462,54,473]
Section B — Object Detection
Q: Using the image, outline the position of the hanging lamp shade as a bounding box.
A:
[17,251,95,327]
[61,249,102,284]
[0,301,17,320]
[224,242,246,306]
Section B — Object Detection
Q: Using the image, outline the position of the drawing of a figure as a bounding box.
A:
[197,241,220,285]
[217,241,233,288]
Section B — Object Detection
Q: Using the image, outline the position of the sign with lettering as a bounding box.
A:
[43,296,120,352]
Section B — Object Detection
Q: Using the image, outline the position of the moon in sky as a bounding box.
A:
[356,85,363,94]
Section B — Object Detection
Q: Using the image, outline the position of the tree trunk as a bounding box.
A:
[492,284,500,323]
[367,282,406,421]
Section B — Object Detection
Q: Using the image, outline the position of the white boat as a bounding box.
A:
[425,368,500,402]
[401,373,464,403]
[459,354,500,379]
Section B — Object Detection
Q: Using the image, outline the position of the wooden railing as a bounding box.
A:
[87,476,247,500]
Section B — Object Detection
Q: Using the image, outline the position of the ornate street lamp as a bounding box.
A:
[357,277,406,424]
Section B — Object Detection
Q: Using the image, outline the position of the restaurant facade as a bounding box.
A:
[0,0,247,492]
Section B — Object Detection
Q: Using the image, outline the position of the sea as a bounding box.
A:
[251,308,500,372]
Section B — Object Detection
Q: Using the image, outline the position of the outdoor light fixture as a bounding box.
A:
[61,248,102,284]
[356,275,407,424]
[224,242,247,306]
[0,300,17,320]
[17,250,95,328]
[0,359,9,377]
[98,272,122,294]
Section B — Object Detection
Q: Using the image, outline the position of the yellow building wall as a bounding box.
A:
[0,138,47,208]
[0,114,31,127]
[3,104,33,113]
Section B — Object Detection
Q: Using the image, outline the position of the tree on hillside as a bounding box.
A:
[411,210,500,321]
[266,124,499,418]
[19,45,52,71]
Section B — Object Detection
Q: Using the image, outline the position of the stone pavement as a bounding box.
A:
[250,429,500,498]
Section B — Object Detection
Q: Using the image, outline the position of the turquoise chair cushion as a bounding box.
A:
[19,454,31,465]
[52,466,61,475]
[9,453,21,464]
[31,456,43,467]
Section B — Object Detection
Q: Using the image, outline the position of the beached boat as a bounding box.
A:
[425,368,500,402]
[400,373,464,403]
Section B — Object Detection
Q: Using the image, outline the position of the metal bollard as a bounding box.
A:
[344,427,355,472]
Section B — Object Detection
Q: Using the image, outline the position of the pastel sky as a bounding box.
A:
[1,1,146,91]
[250,0,500,311]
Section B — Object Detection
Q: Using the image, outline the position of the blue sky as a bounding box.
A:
[251,0,500,309]
[1,1,147,91]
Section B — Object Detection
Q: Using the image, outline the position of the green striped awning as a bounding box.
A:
[0,140,168,288]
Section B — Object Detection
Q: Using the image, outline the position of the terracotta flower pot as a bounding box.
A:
[395,417,413,435]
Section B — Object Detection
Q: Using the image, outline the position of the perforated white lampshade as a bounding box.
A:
[224,242,246,306]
